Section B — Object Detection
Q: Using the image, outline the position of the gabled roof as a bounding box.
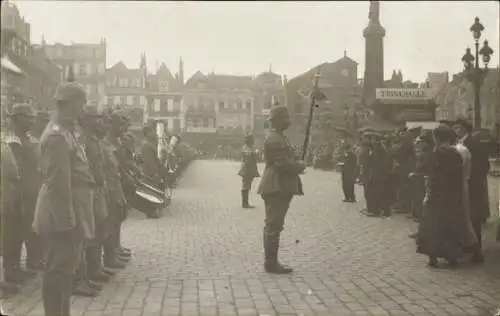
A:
[288,55,359,87]
[185,71,254,90]
[156,62,175,80]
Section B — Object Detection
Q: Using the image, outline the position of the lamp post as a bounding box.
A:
[461,17,494,129]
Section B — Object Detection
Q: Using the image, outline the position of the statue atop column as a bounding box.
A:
[368,1,380,24]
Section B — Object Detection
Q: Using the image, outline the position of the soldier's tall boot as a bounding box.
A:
[263,231,293,274]
[242,190,254,209]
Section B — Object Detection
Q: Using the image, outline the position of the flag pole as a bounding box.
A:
[301,67,321,161]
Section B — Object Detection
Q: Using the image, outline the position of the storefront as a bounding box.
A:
[371,88,437,127]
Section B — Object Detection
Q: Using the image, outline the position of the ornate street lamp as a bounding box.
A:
[461,17,494,128]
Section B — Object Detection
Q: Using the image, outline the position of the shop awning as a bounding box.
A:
[1,57,24,75]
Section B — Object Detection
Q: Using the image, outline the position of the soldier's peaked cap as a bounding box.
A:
[54,81,86,102]
[7,103,36,117]
[268,105,288,120]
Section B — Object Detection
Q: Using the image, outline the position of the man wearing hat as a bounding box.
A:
[257,105,305,274]
[2,103,40,284]
[238,134,260,208]
[32,81,90,316]
[137,123,165,218]
[453,117,490,263]
[70,104,110,297]
[100,111,132,267]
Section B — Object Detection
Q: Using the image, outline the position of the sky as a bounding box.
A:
[13,0,500,83]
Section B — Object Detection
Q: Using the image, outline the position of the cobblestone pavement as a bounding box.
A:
[3,160,500,316]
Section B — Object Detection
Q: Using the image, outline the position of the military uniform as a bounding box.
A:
[33,81,88,316]
[258,118,304,273]
[238,135,260,208]
[101,134,129,269]
[341,145,357,202]
[0,139,22,294]
[2,103,40,283]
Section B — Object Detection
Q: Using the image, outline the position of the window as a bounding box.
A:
[236,99,243,109]
[119,78,128,88]
[245,100,251,110]
[120,96,126,105]
[79,63,87,76]
[203,118,209,128]
[160,81,169,92]
[154,99,160,112]
[106,77,114,87]
[133,96,140,105]
[126,95,133,105]
[197,96,203,108]
[98,63,105,74]
[187,119,194,128]
[219,101,225,109]
[167,99,174,112]
[208,118,214,128]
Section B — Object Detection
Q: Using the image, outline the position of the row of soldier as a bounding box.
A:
[0,81,172,315]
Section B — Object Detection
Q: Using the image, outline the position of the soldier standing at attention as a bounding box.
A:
[340,141,357,203]
[3,103,40,282]
[78,106,113,285]
[138,124,166,218]
[257,106,305,274]
[0,130,22,296]
[32,81,88,316]
[100,113,130,269]
[238,134,260,208]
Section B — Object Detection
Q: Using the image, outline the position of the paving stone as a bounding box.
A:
[2,160,499,316]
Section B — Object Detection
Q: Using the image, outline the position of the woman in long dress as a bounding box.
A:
[417,125,466,268]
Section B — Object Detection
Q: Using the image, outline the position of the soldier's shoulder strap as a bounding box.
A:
[46,123,76,149]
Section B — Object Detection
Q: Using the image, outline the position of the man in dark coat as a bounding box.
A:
[362,133,391,217]
[238,134,260,208]
[257,106,305,274]
[453,117,490,263]
[32,81,89,316]
[340,142,357,202]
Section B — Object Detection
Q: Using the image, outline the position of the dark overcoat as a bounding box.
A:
[417,146,465,259]
[463,135,490,224]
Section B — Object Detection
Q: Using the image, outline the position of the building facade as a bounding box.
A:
[41,39,106,107]
[183,71,256,148]
[434,69,499,131]
[145,58,185,135]
[101,58,148,130]
[285,53,362,144]
[1,1,62,113]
